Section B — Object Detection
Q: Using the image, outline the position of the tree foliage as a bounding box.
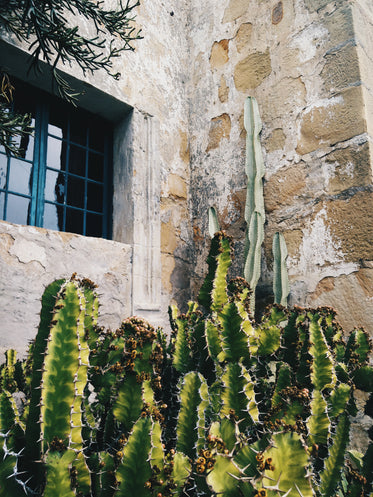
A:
[0,0,142,155]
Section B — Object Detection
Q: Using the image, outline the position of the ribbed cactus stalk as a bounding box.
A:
[272,232,290,307]
[243,96,266,314]
[168,232,373,497]
[1,234,372,497]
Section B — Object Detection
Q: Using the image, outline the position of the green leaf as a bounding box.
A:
[41,281,86,450]
[221,362,258,426]
[209,418,237,452]
[205,319,222,361]
[206,453,241,497]
[116,416,152,497]
[172,310,192,374]
[320,415,350,497]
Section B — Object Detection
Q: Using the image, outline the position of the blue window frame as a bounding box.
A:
[0,79,112,238]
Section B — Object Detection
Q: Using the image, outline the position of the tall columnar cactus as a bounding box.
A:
[243,96,266,313]
[272,232,290,307]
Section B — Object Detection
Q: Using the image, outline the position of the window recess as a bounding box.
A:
[0,79,112,239]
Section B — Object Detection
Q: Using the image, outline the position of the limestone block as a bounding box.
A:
[321,42,360,94]
[161,218,179,254]
[234,22,253,54]
[234,49,271,92]
[161,253,175,293]
[307,265,373,333]
[296,86,366,155]
[206,113,231,152]
[260,77,306,121]
[223,0,248,23]
[179,130,190,164]
[210,39,229,69]
[325,191,373,262]
[218,76,229,103]
[324,142,372,195]
[264,128,286,153]
[264,163,307,213]
[167,173,188,199]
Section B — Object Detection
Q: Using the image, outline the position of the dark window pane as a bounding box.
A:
[45,169,65,203]
[8,159,32,195]
[12,127,35,161]
[43,202,63,231]
[47,137,64,170]
[86,213,102,238]
[65,208,83,235]
[70,114,88,146]
[69,145,86,177]
[6,194,30,225]
[0,153,8,189]
[87,182,103,212]
[89,125,105,153]
[88,152,104,182]
[66,175,85,208]
[48,99,68,138]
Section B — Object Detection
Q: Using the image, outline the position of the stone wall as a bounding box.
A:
[1,0,373,356]
[188,0,373,333]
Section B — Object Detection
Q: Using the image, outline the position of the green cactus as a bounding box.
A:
[0,234,372,497]
[243,96,266,314]
[272,232,290,307]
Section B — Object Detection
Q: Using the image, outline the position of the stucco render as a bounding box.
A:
[1,0,373,355]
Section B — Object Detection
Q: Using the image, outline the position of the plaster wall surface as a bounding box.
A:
[1,0,373,354]
[188,0,373,333]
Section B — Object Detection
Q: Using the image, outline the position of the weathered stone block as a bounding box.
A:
[325,191,373,261]
[264,128,286,153]
[234,49,271,91]
[296,86,366,155]
[234,22,253,53]
[321,42,360,94]
[218,76,229,103]
[264,162,307,213]
[324,142,372,195]
[167,173,188,199]
[210,39,229,69]
[223,0,248,23]
[206,113,231,152]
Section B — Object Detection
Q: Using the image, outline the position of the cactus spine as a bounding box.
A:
[0,239,372,497]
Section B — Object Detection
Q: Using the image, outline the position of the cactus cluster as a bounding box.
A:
[0,235,372,496]
[0,276,190,496]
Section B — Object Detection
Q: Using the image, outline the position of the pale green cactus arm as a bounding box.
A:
[171,305,193,374]
[272,232,290,307]
[208,206,221,238]
[243,96,266,314]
